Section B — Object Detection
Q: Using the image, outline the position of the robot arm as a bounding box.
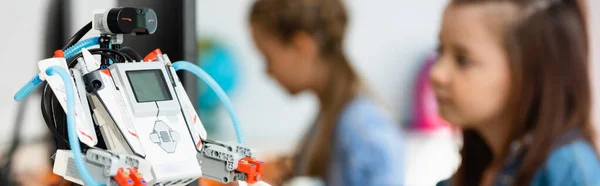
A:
[197,139,265,184]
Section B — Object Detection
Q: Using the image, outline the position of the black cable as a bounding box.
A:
[118,47,144,61]
[62,22,92,50]
[51,93,68,147]
[99,35,111,65]
[111,44,123,62]
[100,48,132,61]
[67,48,130,67]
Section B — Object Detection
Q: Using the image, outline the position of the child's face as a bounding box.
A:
[250,23,317,95]
[430,4,514,128]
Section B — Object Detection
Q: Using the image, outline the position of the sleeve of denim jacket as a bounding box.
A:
[337,98,405,185]
[531,140,600,186]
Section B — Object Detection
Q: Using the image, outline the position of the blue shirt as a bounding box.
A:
[437,131,600,186]
[326,96,405,186]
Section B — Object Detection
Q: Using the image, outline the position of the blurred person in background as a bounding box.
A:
[248,0,405,185]
[431,0,600,185]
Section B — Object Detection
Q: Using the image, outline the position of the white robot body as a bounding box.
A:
[63,61,205,185]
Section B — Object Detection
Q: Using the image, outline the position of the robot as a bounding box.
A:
[13,7,268,186]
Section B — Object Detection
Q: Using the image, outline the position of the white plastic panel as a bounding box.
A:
[38,58,98,146]
[169,67,207,149]
[95,70,146,156]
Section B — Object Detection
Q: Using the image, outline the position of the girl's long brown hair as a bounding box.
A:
[249,0,360,180]
[450,0,597,185]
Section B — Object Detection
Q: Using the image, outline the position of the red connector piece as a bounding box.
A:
[144,48,163,62]
[54,50,65,58]
[128,168,148,186]
[236,157,265,184]
[114,168,134,186]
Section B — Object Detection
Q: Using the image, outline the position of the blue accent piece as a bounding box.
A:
[108,45,114,65]
[64,37,100,58]
[46,66,104,186]
[142,180,147,184]
[172,61,246,146]
[128,179,133,184]
[14,75,42,101]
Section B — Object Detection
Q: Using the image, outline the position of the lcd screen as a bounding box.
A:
[126,69,172,102]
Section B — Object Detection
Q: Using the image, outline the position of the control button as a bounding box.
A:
[160,131,170,142]
[149,120,179,153]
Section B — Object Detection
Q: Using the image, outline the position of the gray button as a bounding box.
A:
[160,131,171,142]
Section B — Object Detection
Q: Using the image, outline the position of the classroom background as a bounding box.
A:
[0,1,599,185]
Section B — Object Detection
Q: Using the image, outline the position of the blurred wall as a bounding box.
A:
[0,1,49,147]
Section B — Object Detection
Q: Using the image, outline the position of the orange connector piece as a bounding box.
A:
[54,50,65,58]
[143,48,163,62]
[114,168,134,186]
[236,157,265,184]
[128,168,148,186]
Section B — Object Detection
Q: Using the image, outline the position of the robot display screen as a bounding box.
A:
[126,69,172,102]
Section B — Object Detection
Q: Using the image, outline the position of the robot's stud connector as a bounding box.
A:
[114,168,135,186]
[128,168,148,186]
[236,157,265,184]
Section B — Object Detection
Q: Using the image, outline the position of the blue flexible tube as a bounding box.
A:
[172,61,246,146]
[14,75,42,101]
[64,37,100,58]
[46,66,104,186]
[13,37,100,102]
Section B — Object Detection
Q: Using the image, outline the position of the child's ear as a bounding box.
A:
[290,31,319,65]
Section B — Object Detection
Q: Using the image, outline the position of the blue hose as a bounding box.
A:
[13,37,100,102]
[64,37,100,58]
[172,61,246,146]
[14,75,42,101]
[46,66,104,186]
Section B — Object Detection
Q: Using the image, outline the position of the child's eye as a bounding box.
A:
[456,55,470,67]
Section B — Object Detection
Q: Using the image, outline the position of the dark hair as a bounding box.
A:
[249,0,360,180]
[448,0,597,185]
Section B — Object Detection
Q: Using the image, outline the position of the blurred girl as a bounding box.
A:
[431,0,600,185]
[248,0,404,185]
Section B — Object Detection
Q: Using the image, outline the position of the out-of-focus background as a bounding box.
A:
[0,0,598,186]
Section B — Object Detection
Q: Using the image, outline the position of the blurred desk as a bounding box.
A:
[404,129,460,186]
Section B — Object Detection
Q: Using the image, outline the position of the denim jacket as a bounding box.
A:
[326,96,405,186]
[438,130,600,186]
